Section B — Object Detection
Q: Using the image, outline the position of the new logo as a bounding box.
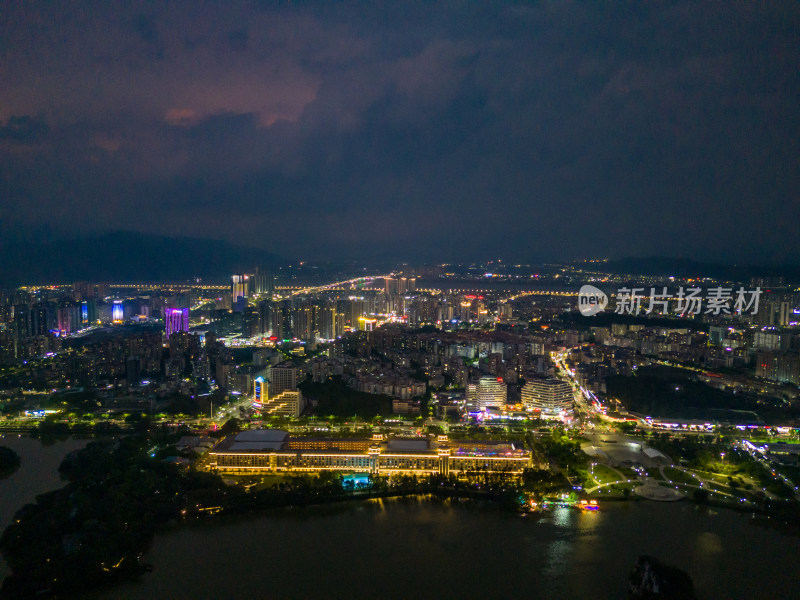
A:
[578,285,608,316]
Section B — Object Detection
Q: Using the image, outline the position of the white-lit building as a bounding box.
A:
[521,378,573,419]
[466,376,507,411]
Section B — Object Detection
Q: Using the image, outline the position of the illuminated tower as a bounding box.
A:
[112,301,124,324]
[232,274,250,301]
[254,375,267,405]
[165,307,189,338]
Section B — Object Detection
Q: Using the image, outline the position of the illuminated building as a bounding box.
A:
[466,376,507,411]
[257,300,272,336]
[208,432,530,476]
[165,307,189,337]
[319,305,340,339]
[756,350,800,385]
[258,390,303,417]
[521,378,573,419]
[242,306,259,337]
[112,301,124,323]
[292,304,315,341]
[232,274,250,301]
[753,331,791,352]
[253,268,274,296]
[269,362,298,396]
[254,375,267,405]
[384,277,416,295]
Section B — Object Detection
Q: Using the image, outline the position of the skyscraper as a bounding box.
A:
[232,274,250,301]
[269,362,298,396]
[165,307,189,338]
[254,375,267,404]
[253,268,274,296]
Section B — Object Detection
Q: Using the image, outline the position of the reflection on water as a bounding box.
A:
[695,532,723,555]
[1,440,797,600]
[95,496,799,600]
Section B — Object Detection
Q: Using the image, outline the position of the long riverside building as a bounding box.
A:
[207,430,531,476]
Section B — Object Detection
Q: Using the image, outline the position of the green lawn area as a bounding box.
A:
[663,467,698,485]
[693,469,735,486]
[592,482,639,497]
[590,464,625,485]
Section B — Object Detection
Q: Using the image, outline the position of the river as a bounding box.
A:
[97,496,797,600]
[0,438,797,600]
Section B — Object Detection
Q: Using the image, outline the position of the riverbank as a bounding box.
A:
[2,432,799,599]
[0,433,527,599]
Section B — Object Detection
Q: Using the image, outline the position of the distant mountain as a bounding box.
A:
[0,231,285,286]
[595,256,800,284]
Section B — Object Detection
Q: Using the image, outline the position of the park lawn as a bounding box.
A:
[693,469,735,486]
[663,467,698,485]
[591,464,625,485]
[592,482,639,497]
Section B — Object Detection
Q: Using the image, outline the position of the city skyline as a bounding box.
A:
[1,2,799,263]
[3,3,800,597]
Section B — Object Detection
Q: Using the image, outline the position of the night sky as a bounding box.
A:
[1,2,798,263]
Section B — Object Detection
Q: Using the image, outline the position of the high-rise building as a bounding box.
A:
[466,376,507,411]
[753,330,791,352]
[232,274,250,301]
[347,298,368,330]
[254,375,267,404]
[112,301,124,324]
[271,301,292,340]
[384,277,417,295]
[242,306,259,338]
[319,305,339,340]
[756,351,800,385]
[521,378,573,419]
[81,300,97,325]
[57,302,81,335]
[165,307,190,338]
[293,303,316,341]
[269,362,298,396]
[257,300,272,336]
[253,268,274,296]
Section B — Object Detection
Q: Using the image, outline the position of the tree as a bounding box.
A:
[219,418,242,437]
[0,446,20,479]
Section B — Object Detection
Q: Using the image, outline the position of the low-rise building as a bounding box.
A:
[208,431,530,476]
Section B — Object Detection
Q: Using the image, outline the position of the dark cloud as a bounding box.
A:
[0,1,798,263]
[0,115,49,144]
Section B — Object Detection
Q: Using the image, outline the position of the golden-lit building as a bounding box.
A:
[208,431,530,476]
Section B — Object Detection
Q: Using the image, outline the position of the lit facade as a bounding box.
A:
[208,432,530,476]
[254,375,267,404]
[112,301,124,323]
[165,307,190,338]
[232,274,250,301]
[521,378,573,418]
[269,362,298,396]
[466,376,507,410]
[258,390,303,417]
